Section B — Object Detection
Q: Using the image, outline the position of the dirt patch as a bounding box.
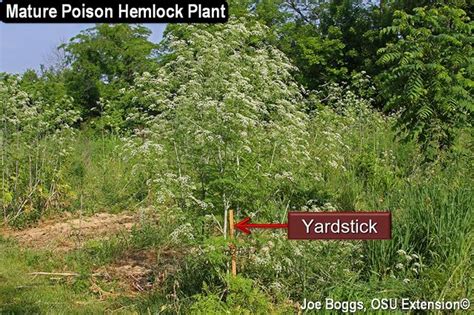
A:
[1,211,186,298]
[93,248,184,296]
[0,212,135,251]
[94,250,157,295]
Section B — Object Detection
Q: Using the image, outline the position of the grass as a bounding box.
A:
[65,130,148,214]
[0,238,109,314]
[1,128,472,313]
[0,211,190,313]
[0,231,163,313]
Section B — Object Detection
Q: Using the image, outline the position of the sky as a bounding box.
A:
[0,23,167,73]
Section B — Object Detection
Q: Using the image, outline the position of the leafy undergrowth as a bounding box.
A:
[1,178,471,314]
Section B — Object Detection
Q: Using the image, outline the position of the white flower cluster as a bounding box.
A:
[169,223,195,244]
[391,249,424,283]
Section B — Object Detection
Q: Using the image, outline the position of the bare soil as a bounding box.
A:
[93,247,185,296]
[0,212,184,296]
[0,212,135,252]
[94,250,157,295]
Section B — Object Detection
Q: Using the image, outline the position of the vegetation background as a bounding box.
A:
[1,0,472,313]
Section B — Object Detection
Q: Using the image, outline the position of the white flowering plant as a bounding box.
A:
[121,19,311,235]
[1,75,80,225]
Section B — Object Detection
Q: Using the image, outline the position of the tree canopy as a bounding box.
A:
[377,6,473,157]
[60,24,158,116]
[5,1,473,158]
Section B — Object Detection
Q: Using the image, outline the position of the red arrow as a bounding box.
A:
[234,217,288,234]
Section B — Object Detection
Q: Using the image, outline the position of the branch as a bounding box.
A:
[285,0,313,25]
[30,272,80,277]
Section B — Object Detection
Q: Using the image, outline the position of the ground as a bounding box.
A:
[1,212,135,252]
[0,212,172,313]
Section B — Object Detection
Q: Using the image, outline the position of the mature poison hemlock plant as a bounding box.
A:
[1,76,80,224]
[122,19,310,235]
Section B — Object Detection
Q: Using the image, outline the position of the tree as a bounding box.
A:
[246,1,375,89]
[278,22,348,90]
[20,69,69,113]
[377,6,473,158]
[60,24,158,116]
[234,1,473,95]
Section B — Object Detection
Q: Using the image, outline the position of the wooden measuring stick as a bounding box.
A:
[229,209,237,276]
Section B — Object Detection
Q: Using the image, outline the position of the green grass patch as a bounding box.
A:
[0,240,109,314]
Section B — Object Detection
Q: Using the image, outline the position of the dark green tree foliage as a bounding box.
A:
[377,6,473,156]
[317,1,374,74]
[246,1,377,89]
[19,69,69,110]
[61,24,158,116]
[278,22,347,89]
[244,1,472,89]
